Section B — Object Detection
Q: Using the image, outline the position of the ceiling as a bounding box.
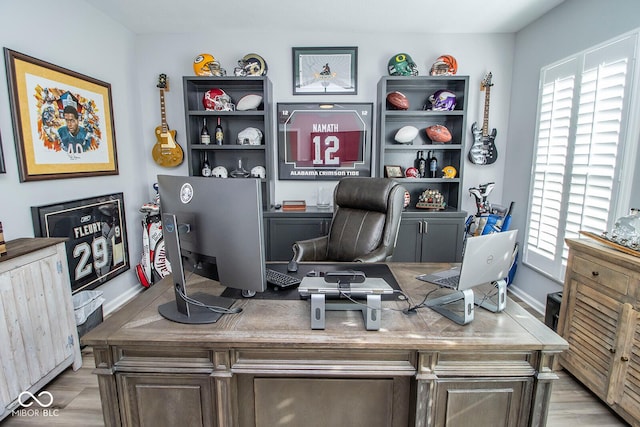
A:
[84,0,565,34]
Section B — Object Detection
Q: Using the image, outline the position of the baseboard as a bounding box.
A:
[103,285,143,317]
[508,285,546,316]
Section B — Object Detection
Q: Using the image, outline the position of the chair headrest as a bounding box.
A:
[334,178,398,213]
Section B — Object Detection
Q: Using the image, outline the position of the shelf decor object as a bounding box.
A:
[292,47,357,95]
[4,48,118,181]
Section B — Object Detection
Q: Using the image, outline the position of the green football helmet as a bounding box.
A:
[388,53,418,76]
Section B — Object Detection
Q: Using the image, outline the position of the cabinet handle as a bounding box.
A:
[418,221,423,234]
[621,356,629,362]
[592,271,600,277]
[609,348,616,354]
[423,220,428,234]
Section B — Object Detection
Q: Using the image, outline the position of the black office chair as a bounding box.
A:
[292,177,406,263]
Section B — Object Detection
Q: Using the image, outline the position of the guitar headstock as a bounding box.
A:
[157,73,169,91]
[481,72,493,90]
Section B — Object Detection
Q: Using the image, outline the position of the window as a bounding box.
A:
[524,31,639,282]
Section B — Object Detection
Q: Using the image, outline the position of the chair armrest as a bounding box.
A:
[354,247,391,263]
[292,236,329,262]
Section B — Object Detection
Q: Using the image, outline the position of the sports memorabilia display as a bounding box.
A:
[277,103,373,180]
[386,91,410,110]
[430,54,458,76]
[203,88,235,111]
[193,53,226,76]
[234,53,268,76]
[468,72,498,165]
[416,189,446,210]
[425,124,452,143]
[31,193,129,293]
[152,74,183,167]
[388,53,418,76]
[425,89,457,111]
[394,125,419,144]
[442,165,457,178]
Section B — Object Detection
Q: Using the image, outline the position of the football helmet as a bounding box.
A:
[211,166,228,178]
[430,55,458,76]
[405,167,419,178]
[202,88,235,111]
[250,165,266,179]
[193,53,227,77]
[425,90,457,111]
[388,53,418,76]
[234,53,268,76]
[237,127,263,145]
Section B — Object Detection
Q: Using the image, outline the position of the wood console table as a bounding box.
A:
[83,263,567,427]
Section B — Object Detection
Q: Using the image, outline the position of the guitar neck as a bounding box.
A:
[159,89,168,133]
[482,85,491,136]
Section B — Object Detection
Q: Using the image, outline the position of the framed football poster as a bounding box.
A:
[277,103,373,180]
[32,193,129,293]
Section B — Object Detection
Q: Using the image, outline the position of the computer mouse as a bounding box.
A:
[287,260,298,273]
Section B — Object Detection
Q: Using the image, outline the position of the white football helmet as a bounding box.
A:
[211,166,228,178]
[237,127,263,145]
[250,166,266,179]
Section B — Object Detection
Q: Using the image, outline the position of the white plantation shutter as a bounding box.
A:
[524,32,638,281]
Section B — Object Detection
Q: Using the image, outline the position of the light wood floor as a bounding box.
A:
[1,299,631,427]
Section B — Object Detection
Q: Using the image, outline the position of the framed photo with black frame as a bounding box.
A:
[292,46,358,95]
[32,193,129,293]
[0,129,5,174]
[4,48,118,182]
[277,102,373,180]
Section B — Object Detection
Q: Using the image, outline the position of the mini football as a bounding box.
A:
[386,91,410,110]
[425,125,452,143]
[236,94,263,111]
[394,125,419,144]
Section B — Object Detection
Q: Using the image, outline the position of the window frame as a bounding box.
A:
[523,29,640,283]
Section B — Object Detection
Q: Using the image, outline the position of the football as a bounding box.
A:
[386,91,410,110]
[394,125,419,144]
[236,94,263,111]
[425,124,452,143]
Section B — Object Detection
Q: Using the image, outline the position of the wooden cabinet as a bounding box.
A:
[393,211,466,262]
[182,76,274,208]
[377,76,469,211]
[0,238,81,420]
[558,238,640,425]
[264,208,333,261]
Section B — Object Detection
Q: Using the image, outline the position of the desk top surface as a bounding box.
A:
[82,263,567,352]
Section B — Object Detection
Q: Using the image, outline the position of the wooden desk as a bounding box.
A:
[83,263,567,427]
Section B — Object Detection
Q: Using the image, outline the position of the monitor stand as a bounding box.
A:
[309,293,382,330]
[158,213,235,324]
[423,289,475,325]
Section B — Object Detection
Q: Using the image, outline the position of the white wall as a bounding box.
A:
[504,0,640,312]
[0,0,147,313]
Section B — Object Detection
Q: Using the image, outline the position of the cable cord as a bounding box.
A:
[175,263,243,315]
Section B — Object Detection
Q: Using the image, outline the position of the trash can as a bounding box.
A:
[544,292,562,332]
[73,290,105,338]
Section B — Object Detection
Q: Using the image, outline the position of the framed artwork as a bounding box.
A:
[0,129,5,174]
[277,102,373,180]
[384,165,403,178]
[292,47,358,95]
[4,48,118,182]
[32,193,129,293]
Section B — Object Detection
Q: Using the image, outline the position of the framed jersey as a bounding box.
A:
[277,103,373,180]
[32,193,129,293]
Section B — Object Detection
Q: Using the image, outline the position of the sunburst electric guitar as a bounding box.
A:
[152,74,183,167]
[468,72,498,165]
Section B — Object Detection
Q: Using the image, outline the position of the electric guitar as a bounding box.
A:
[152,74,183,167]
[468,72,498,165]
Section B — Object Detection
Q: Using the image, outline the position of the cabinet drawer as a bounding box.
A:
[572,255,630,296]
